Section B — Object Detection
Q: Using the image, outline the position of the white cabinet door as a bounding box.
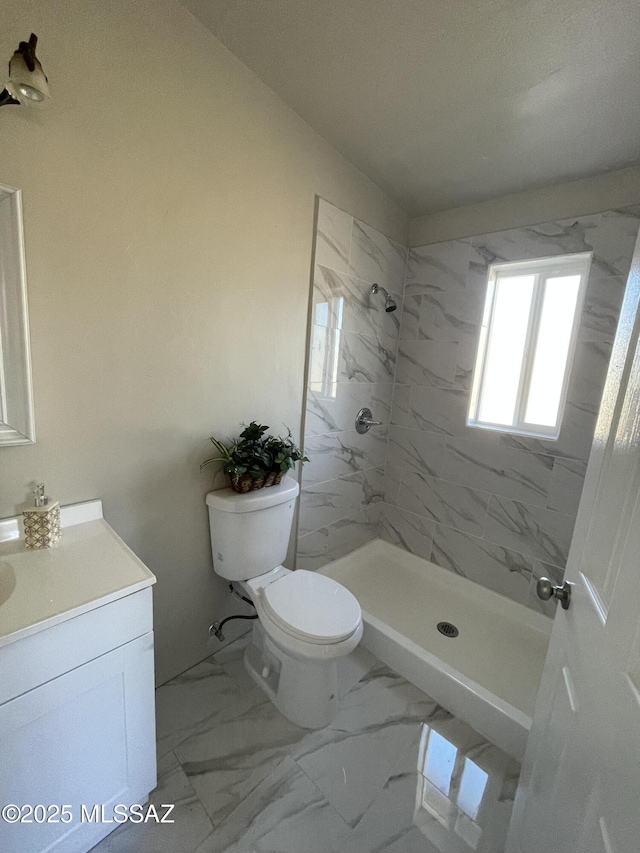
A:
[0,631,156,853]
[507,236,640,851]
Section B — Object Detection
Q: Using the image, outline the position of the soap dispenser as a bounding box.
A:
[22,484,61,549]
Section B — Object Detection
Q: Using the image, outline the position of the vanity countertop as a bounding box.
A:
[0,500,156,649]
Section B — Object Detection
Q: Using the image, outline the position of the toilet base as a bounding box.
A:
[244,623,338,729]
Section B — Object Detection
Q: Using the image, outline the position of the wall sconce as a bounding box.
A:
[0,33,50,107]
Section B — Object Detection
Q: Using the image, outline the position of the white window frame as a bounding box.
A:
[468,252,592,440]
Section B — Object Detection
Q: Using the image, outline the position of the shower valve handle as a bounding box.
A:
[536,577,572,610]
[355,407,383,434]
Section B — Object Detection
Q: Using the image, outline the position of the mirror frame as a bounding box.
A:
[0,183,35,445]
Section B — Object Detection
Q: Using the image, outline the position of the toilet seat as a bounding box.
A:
[261,570,361,645]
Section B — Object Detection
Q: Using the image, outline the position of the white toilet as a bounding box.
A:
[206,476,363,728]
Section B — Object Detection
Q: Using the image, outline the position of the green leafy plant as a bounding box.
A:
[201,422,308,492]
[264,428,309,474]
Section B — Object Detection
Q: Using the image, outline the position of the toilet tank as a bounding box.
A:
[206,477,300,580]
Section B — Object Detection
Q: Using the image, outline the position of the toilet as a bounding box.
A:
[206,476,363,728]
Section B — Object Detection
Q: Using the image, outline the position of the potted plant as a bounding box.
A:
[202,422,309,493]
[264,427,309,478]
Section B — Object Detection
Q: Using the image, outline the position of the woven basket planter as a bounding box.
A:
[229,470,285,494]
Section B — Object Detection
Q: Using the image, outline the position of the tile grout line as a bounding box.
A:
[391,442,578,521]
[170,748,218,839]
[308,207,619,607]
[385,473,570,568]
[300,463,385,491]
[316,259,404,298]
[289,756,355,834]
[298,500,382,541]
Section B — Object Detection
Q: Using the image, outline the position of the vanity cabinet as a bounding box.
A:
[0,501,157,853]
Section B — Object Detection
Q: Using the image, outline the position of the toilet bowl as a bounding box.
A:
[206,477,363,728]
[242,566,362,728]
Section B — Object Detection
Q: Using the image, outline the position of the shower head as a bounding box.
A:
[371,283,397,312]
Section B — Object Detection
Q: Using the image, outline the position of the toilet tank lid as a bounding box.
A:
[206,476,299,513]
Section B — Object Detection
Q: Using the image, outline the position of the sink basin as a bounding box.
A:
[0,561,16,606]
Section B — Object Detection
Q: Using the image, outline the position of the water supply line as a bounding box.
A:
[208,582,258,642]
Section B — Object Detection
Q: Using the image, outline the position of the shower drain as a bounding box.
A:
[437,621,459,638]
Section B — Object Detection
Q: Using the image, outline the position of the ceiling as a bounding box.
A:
[183,0,640,217]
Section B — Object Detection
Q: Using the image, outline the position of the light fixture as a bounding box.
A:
[0,33,50,107]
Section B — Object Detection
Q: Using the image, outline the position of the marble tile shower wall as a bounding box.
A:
[297,200,640,617]
[383,207,640,615]
[297,199,407,569]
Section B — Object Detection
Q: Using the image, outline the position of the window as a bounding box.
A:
[468,252,591,439]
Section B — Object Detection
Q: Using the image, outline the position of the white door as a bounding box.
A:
[507,237,640,853]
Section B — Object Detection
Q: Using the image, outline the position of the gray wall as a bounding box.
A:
[298,200,640,617]
[0,2,407,685]
[409,165,640,246]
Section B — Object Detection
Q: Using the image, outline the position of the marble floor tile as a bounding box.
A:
[296,724,418,827]
[109,630,521,853]
[344,714,519,853]
[344,773,443,853]
[292,666,444,827]
[210,635,255,695]
[195,757,351,853]
[290,665,440,770]
[155,657,246,758]
[336,645,379,700]
[90,751,213,853]
[175,688,308,827]
[333,664,442,728]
